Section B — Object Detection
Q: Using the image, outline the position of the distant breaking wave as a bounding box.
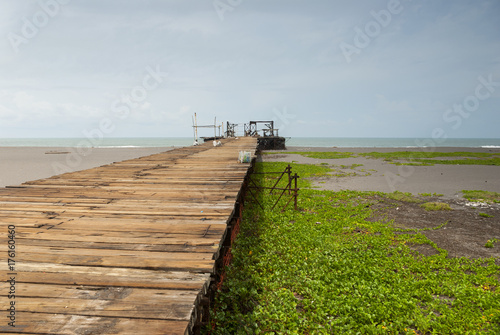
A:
[1,137,500,148]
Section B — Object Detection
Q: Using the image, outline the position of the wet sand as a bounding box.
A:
[0,147,172,188]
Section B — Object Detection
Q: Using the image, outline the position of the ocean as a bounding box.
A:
[0,137,499,148]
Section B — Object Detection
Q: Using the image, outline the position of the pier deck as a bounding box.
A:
[0,137,257,334]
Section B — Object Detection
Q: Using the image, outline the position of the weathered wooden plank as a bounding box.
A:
[11,230,222,245]
[0,212,229,222]
[0,200,236,209]
[0,192,238,202]
[1,262,211,289]
[0,191,204,201]
[0,205,234,216]
[13,238,219,253]
[13,283,198,321]
[0,217,227,229]
[0,313,188,335]
[3,246,215,272]
[13,183,244,190]
[24,176,248,185]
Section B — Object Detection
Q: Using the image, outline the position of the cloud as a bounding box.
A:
[1,0,499,138]
[0,90,105,126]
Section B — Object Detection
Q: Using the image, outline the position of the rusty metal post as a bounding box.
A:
[287,164,292,195]
[294,173,299,210]
[269,165,289,195]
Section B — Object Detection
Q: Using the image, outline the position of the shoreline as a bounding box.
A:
[2,145,499,196]
[2,136,500,150]
[0,147,173,188]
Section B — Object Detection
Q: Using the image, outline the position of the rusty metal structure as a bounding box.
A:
[244,120,278,137]
[248,164,299,211]
[193,115,287,150]
[225,122,238,138]
[242,120,285,150]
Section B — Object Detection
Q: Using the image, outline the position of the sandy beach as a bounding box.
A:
[0,147,172,188]
[262,146,500,199]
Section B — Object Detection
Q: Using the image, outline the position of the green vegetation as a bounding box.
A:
[421,202,452,211]
[419,193,444,197]
[413,158,500,166]
[340,163,363,169]
[265,150,500,166]
[331,170,357,178]
[396,221,450,234]
[385,191,422,203]
[463,190,500,204]
[209,162,500,335]
[479,213,494,218]
[284,151,355,159]
[360,151,500,166]
[361,151,500,159]
[485,239,498,248]
[255,161,334,189]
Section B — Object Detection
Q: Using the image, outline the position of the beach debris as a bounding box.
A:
[238,151,251,163]
[45,150,70,154]
[465,201,489,208]
[458,200,500,210]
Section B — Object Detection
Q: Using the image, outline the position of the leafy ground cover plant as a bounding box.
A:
[265,151,500,166]
[463,190,500,204]
[419,193,444,197]
[359,152,500,166]
[268,151,356,159]
[264,151,500,166]
[386,191,422,203]
[208,162,500,334]
[485,239,498,248]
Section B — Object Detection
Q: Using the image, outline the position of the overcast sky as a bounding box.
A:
[1,0,499,138]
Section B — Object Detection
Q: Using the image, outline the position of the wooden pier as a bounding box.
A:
[0,137,257,334]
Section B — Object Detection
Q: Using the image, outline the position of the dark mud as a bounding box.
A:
[367,195,500,261]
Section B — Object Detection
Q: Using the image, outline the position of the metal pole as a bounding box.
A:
[287,165,292,195]
[194,113,198,143]
[294,173,298,210]
[192,115,196,143]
